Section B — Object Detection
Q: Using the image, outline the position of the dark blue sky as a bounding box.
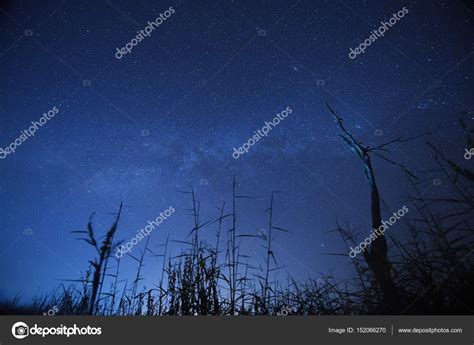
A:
[0,0,472,300]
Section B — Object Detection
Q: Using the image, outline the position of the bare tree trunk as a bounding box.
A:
[362,156,400,313]
[327,103,399,313]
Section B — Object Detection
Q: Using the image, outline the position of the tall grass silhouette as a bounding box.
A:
[1,110,472,316]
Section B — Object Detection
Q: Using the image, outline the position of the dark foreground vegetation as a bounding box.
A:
[2,107,473,315]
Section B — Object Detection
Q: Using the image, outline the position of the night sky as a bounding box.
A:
[0,0,472,301]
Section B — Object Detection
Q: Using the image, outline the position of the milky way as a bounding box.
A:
[0,0,472,299]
